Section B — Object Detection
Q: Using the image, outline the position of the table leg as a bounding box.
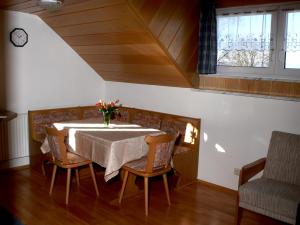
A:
[124,172,139,194]
[110,170,142,205]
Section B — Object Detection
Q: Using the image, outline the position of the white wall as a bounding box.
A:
[1,10,105,113]
[0,10,105,167]
[105,81,300,190]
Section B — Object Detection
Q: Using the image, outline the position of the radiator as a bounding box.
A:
[0,114,29,161]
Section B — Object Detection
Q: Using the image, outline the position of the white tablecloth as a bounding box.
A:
[41,118,163,181]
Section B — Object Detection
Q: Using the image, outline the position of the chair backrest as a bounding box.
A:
[263,131,300,186]
[46,127,68,164]
[144,134,177,173]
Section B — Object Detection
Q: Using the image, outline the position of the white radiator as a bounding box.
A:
[0,114,29,168]
[8,113,29,160]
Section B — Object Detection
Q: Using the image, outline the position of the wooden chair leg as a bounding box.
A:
[89,163,99,197]
[235,206,243,225]
[75,168,80,188]
[235,195,242,225]
[144,177,149,216]
[41,161,46,176]
[49,165,57,195]
[163,174,171,205]
[66,168,71,205]
[118,170,129,204]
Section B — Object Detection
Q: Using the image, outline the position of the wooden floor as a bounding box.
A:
[0,159,287,225]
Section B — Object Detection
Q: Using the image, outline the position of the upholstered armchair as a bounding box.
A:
[236,131,300,225]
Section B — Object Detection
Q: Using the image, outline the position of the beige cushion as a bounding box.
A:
[239,178,300,224]
[65,152,90,165]
[263,131,300,186]
[124,156,147,172]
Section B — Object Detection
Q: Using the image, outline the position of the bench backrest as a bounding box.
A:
[28,106,200,154]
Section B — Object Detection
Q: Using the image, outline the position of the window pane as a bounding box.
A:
[217,13,272,68]
[285,11,300,69]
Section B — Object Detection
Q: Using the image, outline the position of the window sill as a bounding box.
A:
[198,75,300,98]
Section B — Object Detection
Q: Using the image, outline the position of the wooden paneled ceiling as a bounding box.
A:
[0,0,199,87]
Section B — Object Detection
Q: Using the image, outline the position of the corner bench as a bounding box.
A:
[28,106,201,187]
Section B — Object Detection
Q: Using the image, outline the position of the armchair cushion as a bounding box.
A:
[263,131,300,186]
[239,178,300,224]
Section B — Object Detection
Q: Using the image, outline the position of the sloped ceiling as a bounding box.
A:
[0,0,199,88]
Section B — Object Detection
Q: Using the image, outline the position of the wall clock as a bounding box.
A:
[10,28,28,47]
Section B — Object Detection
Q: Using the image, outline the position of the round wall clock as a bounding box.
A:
[10,28,28,47]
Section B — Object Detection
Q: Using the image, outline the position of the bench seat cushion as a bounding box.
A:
[239,178,300,224]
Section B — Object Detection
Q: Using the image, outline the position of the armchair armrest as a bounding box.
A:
[238,157,266,187]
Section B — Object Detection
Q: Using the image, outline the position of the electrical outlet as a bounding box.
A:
[234,168,240,176]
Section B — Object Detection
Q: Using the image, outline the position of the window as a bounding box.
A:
[217,3,300,81]
[285,11,300,69]
[218,13,272,68]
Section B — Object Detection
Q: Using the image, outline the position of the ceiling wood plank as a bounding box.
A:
[63,32,154,46]
[54,18,144,37]
[98,71,190,87]
[148,0,178,37]
[81,54,171,65]
[158,0,191,48]
[40,0,125,18]
[44,4,130,28]
[72,44,165,56]
[91,64,179,76]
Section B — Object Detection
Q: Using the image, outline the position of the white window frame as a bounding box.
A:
[216,2,300,81]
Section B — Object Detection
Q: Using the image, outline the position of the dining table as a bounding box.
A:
[41,117,163,200]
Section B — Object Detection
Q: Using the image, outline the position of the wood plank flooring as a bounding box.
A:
[0,159,287,225]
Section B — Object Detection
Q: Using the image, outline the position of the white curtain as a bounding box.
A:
[217,13,273,52]
[285,11,300,52]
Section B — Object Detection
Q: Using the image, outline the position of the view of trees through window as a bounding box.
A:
[217,9,300,72]
[217,13,272,68]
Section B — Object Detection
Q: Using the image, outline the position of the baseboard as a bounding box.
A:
[197,179,237,196]
[0,156,30,171]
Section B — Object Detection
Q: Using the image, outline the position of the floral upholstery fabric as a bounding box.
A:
[124,156,147,172]
[125,139,176,172]
[32,110,80,142]
[131,112,161,129]
[114,108,130,122]
[153,140,176,170]
[47,135,64,161]
[161,119,187,144]
[65,152,90,165]
[47,135,89,166]
[32,114,52,141]
[82,109,99,119]
[50,110,80,122]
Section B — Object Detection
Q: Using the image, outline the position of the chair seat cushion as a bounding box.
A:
[55,152,91,167]
[124,156,147,172]
[239,178,300,224]
[66,152,90,164]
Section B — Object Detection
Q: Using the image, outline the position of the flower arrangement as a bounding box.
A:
[96,99,121,126]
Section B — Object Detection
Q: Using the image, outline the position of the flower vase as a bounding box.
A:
[102,112,111,127]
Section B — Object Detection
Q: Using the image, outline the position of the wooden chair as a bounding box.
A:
[118,133,177,215]
[45,127,99,205]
